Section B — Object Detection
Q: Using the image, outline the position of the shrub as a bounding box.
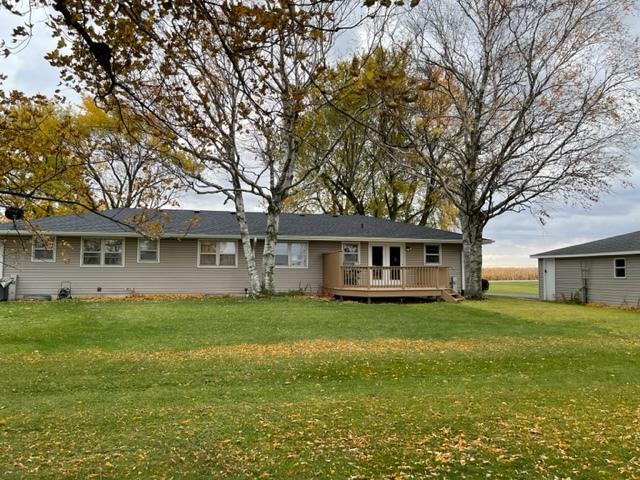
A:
[482,279,490,291]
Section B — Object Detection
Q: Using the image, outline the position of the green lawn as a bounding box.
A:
[1,297,640,478]
[488,280,539,296]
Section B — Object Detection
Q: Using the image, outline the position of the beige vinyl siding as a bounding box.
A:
[2,236,464,297]
[2,237,342,297]
[554,255,640,306]
[405,243,463,289]
[259,241,341,293]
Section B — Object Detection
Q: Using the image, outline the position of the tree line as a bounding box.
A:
[1,0,637,298]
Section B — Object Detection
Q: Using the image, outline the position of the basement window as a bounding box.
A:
[614,258,626,278]
[31,236,56,262]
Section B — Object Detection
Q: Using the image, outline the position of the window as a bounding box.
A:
[138,238,160,263]
[614,258,626,278]
[198,240,237,267]
[81,238,124,266]
[32,236,56,262]
[275,243,289,267]
[424,244,441,265]
[275,242,308,268]
[342,242,360,265]
[218,241,237,266]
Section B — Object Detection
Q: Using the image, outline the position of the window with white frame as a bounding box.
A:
[82,238,124,266]
[424,244,441,265]
[275,242,308,268]
[138,238,160,263]
[32,236,56,262]
[342,242,360,265]
[198,240,237,267]
[614,258,626,278]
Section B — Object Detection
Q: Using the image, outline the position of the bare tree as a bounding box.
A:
[402,0,638,298]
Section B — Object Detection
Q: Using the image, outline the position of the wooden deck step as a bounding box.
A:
[442,289,464,303]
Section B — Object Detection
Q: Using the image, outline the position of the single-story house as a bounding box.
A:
[0,208,468,301]
[532,230,640,306]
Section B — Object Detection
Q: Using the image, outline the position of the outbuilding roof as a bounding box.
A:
[532,230,640,258]
[0,208,465,242]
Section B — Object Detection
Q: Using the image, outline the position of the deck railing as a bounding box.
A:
[323,251,450,291]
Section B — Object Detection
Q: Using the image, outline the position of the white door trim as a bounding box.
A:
[368,243,404,285]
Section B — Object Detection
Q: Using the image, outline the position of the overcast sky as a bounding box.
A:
[2,8,639,267]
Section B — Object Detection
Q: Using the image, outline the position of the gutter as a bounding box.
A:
[531,250,640,259]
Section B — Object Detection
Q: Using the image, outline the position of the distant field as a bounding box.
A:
[488,280,538,296]
[483,267,538,280]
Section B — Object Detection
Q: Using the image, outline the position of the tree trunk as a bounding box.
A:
[232,191,261,297]
[459,211,484,300]
[261,204,280,295]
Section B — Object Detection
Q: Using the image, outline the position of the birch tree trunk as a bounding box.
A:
[261,204,280,295]
[459,210,485,300]
[231,181,261,297]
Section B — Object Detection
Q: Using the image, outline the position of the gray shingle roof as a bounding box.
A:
[0,208,463,242]
[532,230,640,258]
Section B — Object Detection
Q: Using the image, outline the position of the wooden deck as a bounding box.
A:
[322,252,463,302]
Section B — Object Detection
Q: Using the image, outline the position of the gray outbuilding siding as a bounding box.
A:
[1,236,463,298]
[555,255,640,307]
[537,255,640,306]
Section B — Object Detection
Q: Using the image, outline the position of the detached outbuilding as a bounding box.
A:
[532,231,640,306]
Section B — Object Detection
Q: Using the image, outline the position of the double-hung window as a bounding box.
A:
[31,236,56,262]
[614,258,626,278]
[82,238,125,266]
[198,240,237,267]
[275,242,308,268]
[138,238,160,263]
[424,244,441,265]
[342,242,360,265]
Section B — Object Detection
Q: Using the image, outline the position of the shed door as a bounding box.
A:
[543,258,555,301]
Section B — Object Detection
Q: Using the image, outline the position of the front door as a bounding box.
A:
[370,244,403,285]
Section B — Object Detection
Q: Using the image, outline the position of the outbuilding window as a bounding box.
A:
[198,240,237,267]
[138,238,160,263]
[81,238,125,266]
[614,258,626,278]
[424,244,441,265]
[275,242,308,268]
[31,236,56,262]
